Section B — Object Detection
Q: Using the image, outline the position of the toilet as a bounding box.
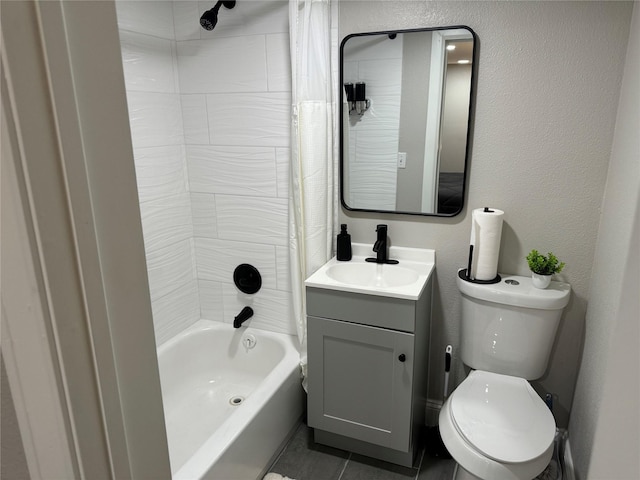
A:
[439,270,571,480]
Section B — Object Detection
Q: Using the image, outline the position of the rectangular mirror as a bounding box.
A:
[340,26,477,216]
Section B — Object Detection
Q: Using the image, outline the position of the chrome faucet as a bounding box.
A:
[366,224,399,264]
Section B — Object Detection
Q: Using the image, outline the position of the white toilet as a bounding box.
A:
[439,271,571,480]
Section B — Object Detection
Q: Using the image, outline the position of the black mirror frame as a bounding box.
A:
[339,25,478,217]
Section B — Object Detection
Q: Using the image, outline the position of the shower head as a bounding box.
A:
[200,1,236,31]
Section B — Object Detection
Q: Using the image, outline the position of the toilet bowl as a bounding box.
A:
[439,370,555,480]
[441,271,571,480]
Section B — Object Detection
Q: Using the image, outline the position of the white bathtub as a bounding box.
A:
[157,319,304,480]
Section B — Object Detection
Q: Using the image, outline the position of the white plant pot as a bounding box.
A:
[531,272,552,289]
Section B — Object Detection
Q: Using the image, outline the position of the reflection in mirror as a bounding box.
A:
[340,27,476,216]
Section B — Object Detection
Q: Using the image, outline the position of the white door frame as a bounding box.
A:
[422,28,473,213]
[1,1,171,478]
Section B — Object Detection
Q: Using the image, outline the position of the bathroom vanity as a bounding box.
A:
[305,244,435,467]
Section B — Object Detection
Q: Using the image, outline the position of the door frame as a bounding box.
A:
[1,1,170,477]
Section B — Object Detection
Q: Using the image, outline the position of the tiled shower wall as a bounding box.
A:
[118,1,200,345]
[117,1,295,345]
[343,35,402,211]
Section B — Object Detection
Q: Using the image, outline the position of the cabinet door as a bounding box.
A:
[307,316,414,452]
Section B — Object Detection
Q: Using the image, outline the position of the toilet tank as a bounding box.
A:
[456,271,571,380]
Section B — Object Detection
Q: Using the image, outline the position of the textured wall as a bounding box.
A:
[569,5,639,479]
[117,1,200,345]
[343,35,403,210]
[175,0,295,336]
[339,1,633,427]
[117,1,296,342]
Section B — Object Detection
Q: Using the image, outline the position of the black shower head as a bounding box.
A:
[200,1,236,31]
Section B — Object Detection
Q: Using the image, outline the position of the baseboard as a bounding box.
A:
[425,398,443,427]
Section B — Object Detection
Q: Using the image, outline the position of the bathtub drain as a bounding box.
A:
[229,395,245,406]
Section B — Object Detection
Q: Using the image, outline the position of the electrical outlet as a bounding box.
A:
[398,152,407,169]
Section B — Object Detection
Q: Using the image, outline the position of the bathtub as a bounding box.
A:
[157,319,304,480]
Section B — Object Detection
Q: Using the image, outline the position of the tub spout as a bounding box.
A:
[233,306,253,328]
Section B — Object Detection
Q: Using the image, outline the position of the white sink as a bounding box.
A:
[325,263,419,288]
[305,243,435,300]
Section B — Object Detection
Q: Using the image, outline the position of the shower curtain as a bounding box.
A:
[288,0,337,388]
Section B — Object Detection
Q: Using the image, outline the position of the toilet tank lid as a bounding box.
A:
[457,270,571,310]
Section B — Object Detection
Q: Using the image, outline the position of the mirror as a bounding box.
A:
[340,26,476,216]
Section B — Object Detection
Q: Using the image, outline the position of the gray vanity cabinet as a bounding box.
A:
[307,316,414,451]
[306,280,432,467]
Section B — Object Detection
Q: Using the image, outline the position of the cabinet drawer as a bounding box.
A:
[306,287,415,332]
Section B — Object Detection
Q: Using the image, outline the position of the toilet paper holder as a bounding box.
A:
[464,207,503,284]
[461,245,501,284]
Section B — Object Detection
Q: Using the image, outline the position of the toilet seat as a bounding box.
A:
[449,370,556,464]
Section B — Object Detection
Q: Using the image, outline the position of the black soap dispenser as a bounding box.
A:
[336,224,352,261]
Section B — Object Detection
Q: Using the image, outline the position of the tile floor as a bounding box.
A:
[267,423,456,480]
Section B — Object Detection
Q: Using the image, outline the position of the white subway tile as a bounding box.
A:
[349,95,401,132]
[170,41,181,98]
[266,33,291,92]
[275,147,289,198]
[206,92,290,147]
[177,36,268,94]
[354,128,400,164]
[198,279,224,322]
[126,92,184,149]
[146,239,197,301]
[221,284,295,335]
[180,94,210,144]
[187,145,277,196]
[216,195,288,246]
[357,59,403,97]
[343,61,358,83]
[275,245,291,292]
[116,1,175,40]
[190,193,218,238]
[194,238,277,290]
[152,280,200,346]
[139,193,194,252]
[119,31,176,93]
[349,162,397,211]
[173,1,201,41]
[133,145,188,203]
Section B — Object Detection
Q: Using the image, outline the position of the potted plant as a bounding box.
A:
[526,250,565,289]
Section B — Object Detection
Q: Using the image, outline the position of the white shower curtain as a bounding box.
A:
[288,0,337,389]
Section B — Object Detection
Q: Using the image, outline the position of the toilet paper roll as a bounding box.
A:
[469,207,504,281]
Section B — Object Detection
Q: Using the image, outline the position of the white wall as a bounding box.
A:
[117,0,295,343]
[339,0,633,428]
[568,5,639,479]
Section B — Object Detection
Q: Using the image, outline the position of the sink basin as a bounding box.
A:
[325,263,419,288]
[305,243,435,300]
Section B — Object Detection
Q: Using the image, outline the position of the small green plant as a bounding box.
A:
[526,250,565,275]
